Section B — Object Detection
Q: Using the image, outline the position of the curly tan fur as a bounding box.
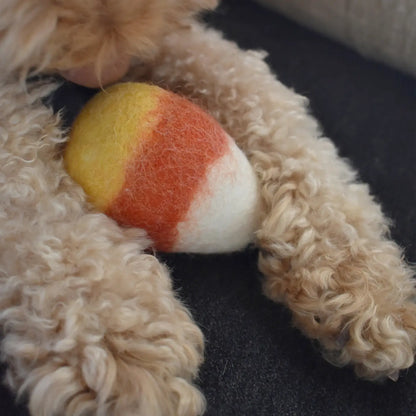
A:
[0,0,217,76]
[0,1,415,415]
[0,78,205,415]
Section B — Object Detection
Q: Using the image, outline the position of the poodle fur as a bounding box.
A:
[0,1,416,415]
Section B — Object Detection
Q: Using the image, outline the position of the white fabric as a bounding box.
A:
[257,0,416,77]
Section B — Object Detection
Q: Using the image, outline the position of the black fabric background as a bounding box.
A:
[2,0,415,414]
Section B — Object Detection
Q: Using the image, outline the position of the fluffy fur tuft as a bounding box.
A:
[0,0,218,76]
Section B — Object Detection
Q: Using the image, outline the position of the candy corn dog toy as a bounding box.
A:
[65,83,259,252]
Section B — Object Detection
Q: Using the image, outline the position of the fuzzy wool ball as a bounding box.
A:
[65,82,260,253]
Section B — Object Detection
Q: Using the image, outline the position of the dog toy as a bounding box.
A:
[65,82,260,253]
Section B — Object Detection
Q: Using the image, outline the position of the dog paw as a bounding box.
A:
[260,237,416,381]
[324,301,416,380]
[1,232,205,416]
[9,295,205,416]
[23,353,206,416]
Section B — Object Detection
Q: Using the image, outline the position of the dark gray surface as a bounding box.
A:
[2,0,415,414]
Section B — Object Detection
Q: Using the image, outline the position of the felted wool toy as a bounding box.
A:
[64,82,260,253]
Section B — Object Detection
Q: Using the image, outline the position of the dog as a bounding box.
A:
[0,1,415,415]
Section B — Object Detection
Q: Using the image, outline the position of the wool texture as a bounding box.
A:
[65,82,260,252]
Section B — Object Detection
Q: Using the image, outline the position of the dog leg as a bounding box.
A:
[143,22,416,380]
[0,77,205,416]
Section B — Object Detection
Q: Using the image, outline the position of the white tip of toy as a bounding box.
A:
[174,134,260,253]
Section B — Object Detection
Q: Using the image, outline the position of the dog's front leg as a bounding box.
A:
[0,77,205,416]
[142,21,416,380]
